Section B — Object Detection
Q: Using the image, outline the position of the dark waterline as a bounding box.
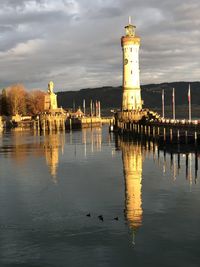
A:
[0,127,200,267]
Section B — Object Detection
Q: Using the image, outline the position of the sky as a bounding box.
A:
[0,0,199,91]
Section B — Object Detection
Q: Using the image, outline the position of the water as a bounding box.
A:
[0,127,200,267]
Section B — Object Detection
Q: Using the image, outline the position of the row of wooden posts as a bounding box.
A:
[117,120,200,144]
[33,114,103,132]
[33,115,66,132]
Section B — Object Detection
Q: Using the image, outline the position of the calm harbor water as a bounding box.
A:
[0,126,200,267]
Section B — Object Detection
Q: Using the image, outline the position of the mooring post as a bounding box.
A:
[153,127,155,139]
[195,131,197,145]
[157,126,160,136]
[163,127,166,142]
[57,119,60,132]
[177,129,180,143]
[37,119,40,132]
[52,119,57,131]
[33,121,36,131]
[49,120,52,133]
[59,119,62,131]
[39,118,41,132]
[70,118,72,131]
[170,128,173,143]
[139,124,141,134]
[185,130,188,144]
[43,119,45,132]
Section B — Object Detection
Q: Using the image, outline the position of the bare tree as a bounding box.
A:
[26,90,45,115]
[0,88,9,115]
[7,84,26,115]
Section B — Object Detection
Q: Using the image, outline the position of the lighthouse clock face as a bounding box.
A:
[124,58,128,65]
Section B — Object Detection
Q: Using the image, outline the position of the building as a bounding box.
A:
[121,17,143,111]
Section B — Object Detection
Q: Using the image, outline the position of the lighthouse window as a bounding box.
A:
[131,70,133,74]
[130,48,132,52]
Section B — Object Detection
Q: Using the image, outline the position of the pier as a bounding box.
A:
[115,110,200,144]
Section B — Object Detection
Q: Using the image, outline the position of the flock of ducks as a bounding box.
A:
[86,213,119,221]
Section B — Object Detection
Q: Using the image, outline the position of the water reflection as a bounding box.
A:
[0,129,200,265]
[82,127,102,156]
[115,134,199,244]
[159,146,198,184]
[0,128,103,182]
[120,139,143,228]
[43,133,65,182]
[1,129,199,186]
[117,136,199,182]
[116,137,143,245]
[0,131,65,183]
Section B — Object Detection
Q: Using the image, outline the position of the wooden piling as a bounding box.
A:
[195,131,197,145]
[163,128,166,142]
[177,130,180,143]
[170,129,173,143]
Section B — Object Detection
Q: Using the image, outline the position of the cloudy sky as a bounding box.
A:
[0,0,199,91]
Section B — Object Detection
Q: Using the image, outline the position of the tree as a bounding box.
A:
[26,90,45,115]
[7,84,27,115]
[0,88,9,115]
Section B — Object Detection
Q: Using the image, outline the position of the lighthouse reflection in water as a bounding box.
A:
[116,134,199,245]
[120,139,143,243]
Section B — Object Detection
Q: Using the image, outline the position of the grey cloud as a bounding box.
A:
[89,7,122,19]
[0,0,44,8]
[0,0,199,91]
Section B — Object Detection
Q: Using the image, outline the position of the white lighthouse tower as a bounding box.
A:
[121,17,142,111]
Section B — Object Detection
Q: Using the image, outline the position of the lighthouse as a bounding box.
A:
[121,17,142,111]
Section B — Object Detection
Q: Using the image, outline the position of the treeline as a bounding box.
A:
[57,81,200,109]
[0,84,45,116]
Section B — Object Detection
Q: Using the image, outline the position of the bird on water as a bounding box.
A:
[98,215,104,221]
